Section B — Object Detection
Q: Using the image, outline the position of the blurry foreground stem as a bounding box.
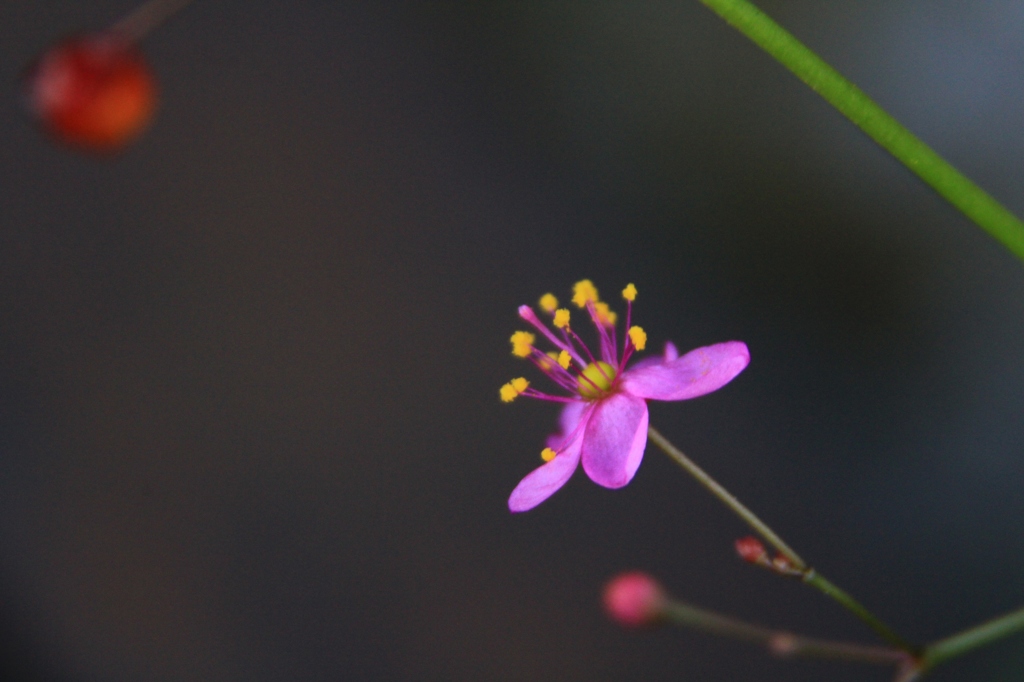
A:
[647,425,916,653]
[694,0,1024,264]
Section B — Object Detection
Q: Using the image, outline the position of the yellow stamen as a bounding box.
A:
[539,293,558,313]
[622,283,637,301]
[628,326,647,351]
[553,308,570,329]
[572,279,599,308]
[500,377,530,403]
[557,350,572,370]
[594,302,617,326]
[510,331,535,358]
[577,361,617,399]
[541,447,557,462]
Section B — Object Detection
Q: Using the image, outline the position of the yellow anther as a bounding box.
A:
[510,331,535,358]
[500,377,530,403]
[500,383,518,402]
[628,326,647,351]
[571,279,599,308]
[577,361,617,399]
[539,293,558,313]
[594,302,617,326]
[557,350,572,370]
[553,308,570,328]
[622,283,637,301]
[541,447,557,462]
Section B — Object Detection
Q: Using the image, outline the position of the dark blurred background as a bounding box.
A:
[1,1,1023,680]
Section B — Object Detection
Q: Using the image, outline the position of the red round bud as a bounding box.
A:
[602,571,666,627]
[735,536,767,563]
[25,33,157,152]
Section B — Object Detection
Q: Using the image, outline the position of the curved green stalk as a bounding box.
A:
[695,0,1024,263]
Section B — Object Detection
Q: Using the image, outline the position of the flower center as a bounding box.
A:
[577,361,617,399]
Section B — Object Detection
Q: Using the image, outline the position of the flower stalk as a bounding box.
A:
[694,0,1024,264]
[660,593,914,668]
[802,571,917,654]
[647,425,805,569]
[647,425,916,653]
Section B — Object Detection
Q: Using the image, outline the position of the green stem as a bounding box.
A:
[922,604,1024,670]
[695,0,1024,263]
[661,595,913,667]
[803,571,917,654]
[647,425,806,569]
[648,425,916,653]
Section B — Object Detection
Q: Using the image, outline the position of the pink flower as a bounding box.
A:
[501,281,749,512]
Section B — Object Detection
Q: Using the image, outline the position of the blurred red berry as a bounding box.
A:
[25,33,157,151]
[735,536,767,564]
[602,571,666,627]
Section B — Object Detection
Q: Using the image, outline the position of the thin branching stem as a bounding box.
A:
[661,594,914,668]
[648,425,915,653]
[647,425,805,569]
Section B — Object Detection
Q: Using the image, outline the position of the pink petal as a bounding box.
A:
[508,434,584,512]
[627,341,680,372]
[620,341,749,402]
[549,400,587,446]
[581,393,649,489]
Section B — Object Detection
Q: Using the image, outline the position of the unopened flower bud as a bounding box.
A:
[735,536,767,564]
[602,571,666,627]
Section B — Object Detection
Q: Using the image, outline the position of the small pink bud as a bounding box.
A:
[602,571,666,627]
[735,536,767,563]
